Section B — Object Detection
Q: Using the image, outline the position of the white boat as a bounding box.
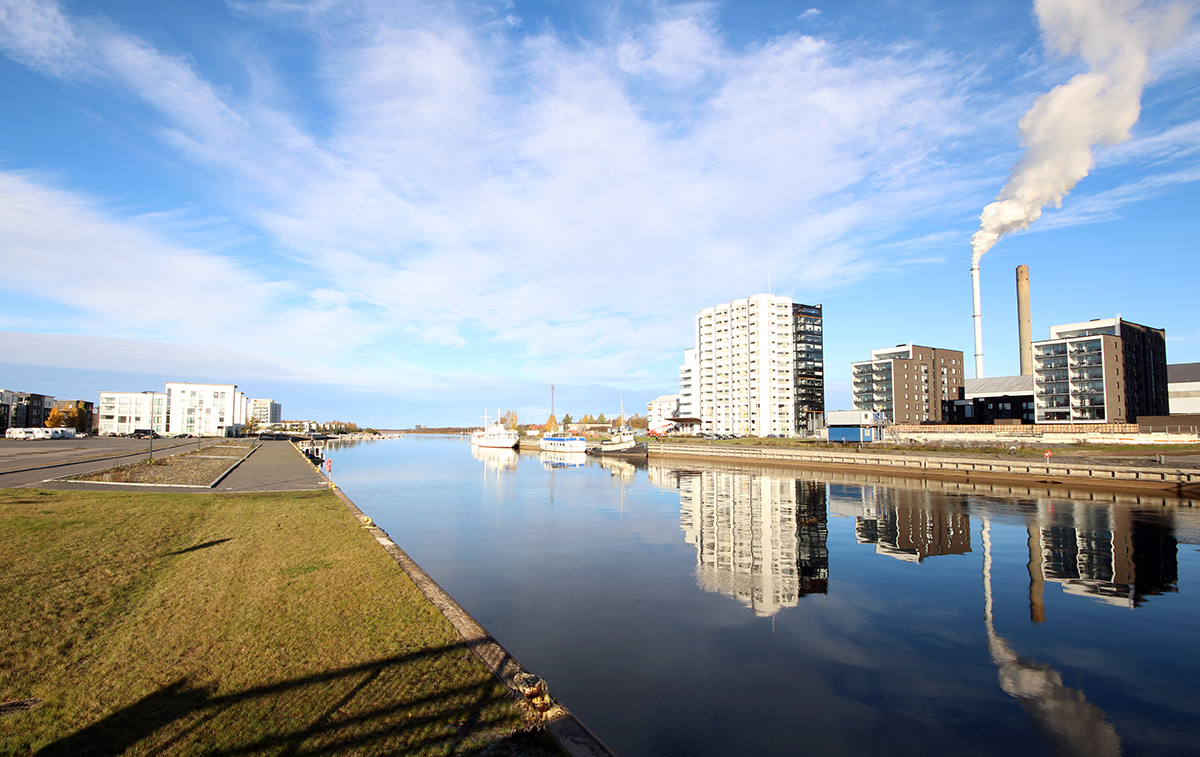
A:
[598,427,637,452]
[470,410,519,449]
[538,435,587,453]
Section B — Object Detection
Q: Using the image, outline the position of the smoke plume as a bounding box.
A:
[971,0,1189,265]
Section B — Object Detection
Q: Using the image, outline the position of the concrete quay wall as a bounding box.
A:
[647,442,1200,498]
[885,424,1200,445]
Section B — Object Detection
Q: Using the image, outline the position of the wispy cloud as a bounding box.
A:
[0,0,1193,407]
[0,0,94,76]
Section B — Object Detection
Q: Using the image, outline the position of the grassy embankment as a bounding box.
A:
[0,487,558,756]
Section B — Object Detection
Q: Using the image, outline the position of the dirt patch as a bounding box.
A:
[70,444,254,486]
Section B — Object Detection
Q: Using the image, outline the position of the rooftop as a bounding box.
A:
[1168,363,1200,384]
[963,375,1035,399]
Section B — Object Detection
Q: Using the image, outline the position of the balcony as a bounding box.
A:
[1035,345,1067,358]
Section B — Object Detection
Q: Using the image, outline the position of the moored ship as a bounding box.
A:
[470,410,519,449]
[538,434,587,453]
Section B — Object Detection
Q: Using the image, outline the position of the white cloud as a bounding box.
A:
[0,0,94,76]
[1,0,1193,406]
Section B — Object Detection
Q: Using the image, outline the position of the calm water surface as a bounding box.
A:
[326,435,1200,757]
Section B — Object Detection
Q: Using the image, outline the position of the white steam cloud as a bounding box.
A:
[970,0,1189,264]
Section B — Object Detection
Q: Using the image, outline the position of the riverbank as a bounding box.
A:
[0,486,565,756]
[648,441,1200,500]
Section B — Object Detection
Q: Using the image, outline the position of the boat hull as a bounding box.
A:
[472,437,518,449]
[587,441,648,458]
[538,436,587,453]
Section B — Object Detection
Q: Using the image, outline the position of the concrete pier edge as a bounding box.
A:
[298,443,615,757]
[647,442,1200,500]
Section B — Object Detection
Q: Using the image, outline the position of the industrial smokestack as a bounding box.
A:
[969,0,1187,266]
[1017,266,1033,376]
[972,262,984,379]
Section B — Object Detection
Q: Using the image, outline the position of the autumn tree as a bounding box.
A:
[44,407,65,428]
[501,410,519,429]
[579,414,593,424]
[245,416,261,435]
[544,414,558,433]
[65,401,90,432]
[627,413,648,429]
[596,413,607,424]
[561,413,573,426]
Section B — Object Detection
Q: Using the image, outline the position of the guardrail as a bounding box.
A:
[646,442,1200,490]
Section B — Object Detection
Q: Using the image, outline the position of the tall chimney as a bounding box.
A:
[1017,265,1032,376]
[972,262,984,379]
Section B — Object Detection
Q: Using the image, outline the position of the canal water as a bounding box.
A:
[326,435,1200,757]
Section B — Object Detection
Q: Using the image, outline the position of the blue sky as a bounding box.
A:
[1,0,1196,428]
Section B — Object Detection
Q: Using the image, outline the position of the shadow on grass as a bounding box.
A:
[38,642,552,757]
[166,538,233,556]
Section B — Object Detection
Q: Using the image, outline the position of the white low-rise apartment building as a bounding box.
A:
[688,293,822,436]
[99,382,249,436]
[646,394,681,434]
[166,382,246,437]
[97,391,168,436]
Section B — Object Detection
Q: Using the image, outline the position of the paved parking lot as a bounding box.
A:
[0,438,327,492]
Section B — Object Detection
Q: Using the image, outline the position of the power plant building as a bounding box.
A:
[1167,363,1200,415]
[1033,318,1168,424]
[851,345,965,424]
[687,294,824,436]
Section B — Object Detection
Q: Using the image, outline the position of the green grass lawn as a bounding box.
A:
[0,488,557,756]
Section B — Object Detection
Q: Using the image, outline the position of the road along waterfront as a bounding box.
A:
[326,434,1200,757]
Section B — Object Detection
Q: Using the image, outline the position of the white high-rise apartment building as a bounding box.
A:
[693,294,801,436]
[165,382,246,437]
[250,398,282,424]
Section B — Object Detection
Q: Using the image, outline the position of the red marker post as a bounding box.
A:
[1044,450,1052,461]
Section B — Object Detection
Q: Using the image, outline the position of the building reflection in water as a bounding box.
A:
[984,519,1122,756]
[652,464,1182,620]
[650,465,828,617]
[646,460,1188,753]
[829,484,973,563]
[1029,500,1177,611]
